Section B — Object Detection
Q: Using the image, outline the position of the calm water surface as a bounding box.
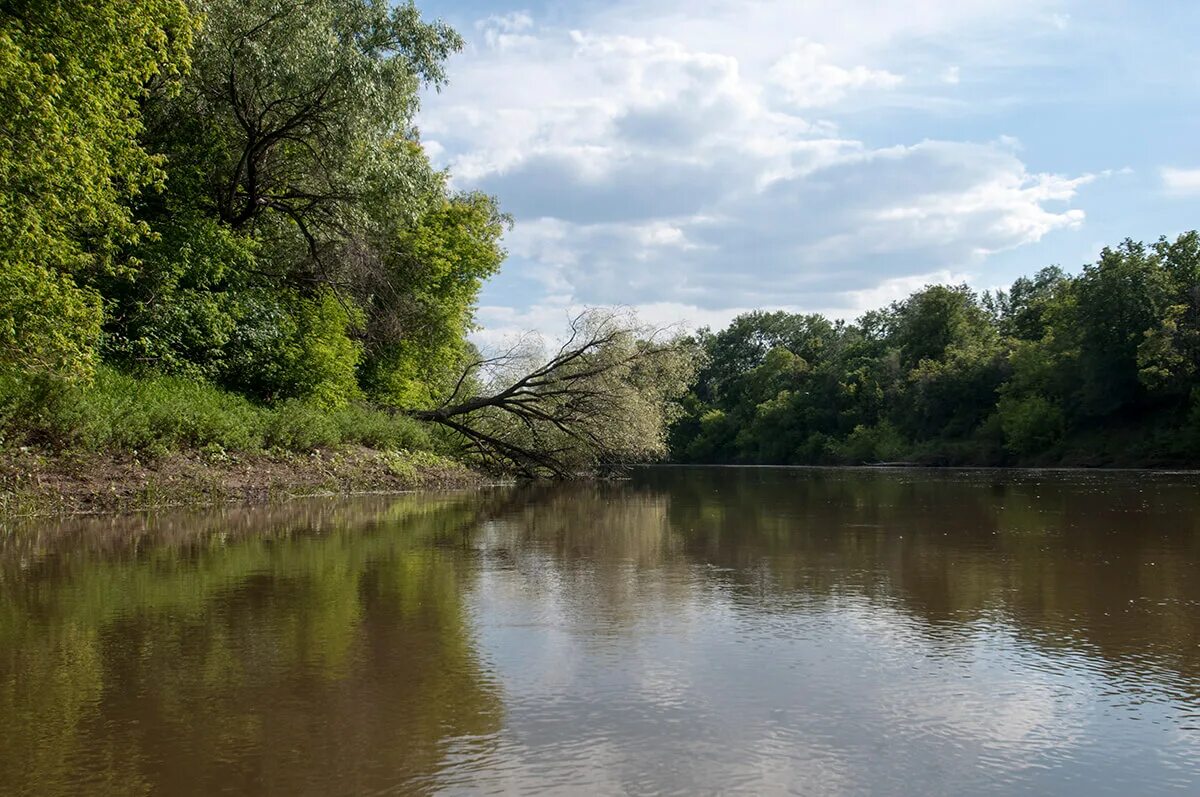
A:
[3,467,1200,795]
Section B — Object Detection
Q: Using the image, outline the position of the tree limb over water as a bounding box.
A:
[397,310,700,477]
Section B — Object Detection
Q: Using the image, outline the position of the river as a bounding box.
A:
[3,467,1199,795]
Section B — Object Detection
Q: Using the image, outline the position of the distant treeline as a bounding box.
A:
[670,235,1200,467]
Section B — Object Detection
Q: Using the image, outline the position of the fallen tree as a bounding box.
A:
[397,310,700,477]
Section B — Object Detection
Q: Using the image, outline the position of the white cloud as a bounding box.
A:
[477,11,537,51]
[1161,167,1200,196]
[819,270,973,319]
[421,0,1089,340]
[769,40,902,108]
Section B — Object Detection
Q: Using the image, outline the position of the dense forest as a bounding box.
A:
[669,236,1200,467]
[0,0,693,478]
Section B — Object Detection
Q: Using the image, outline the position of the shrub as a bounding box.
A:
[332,403,433,450]
[0,366,440,457]
[263,400,341,450]
[78,368,266,452]
[836,421,908,463]
[0,367,81,448]
[997,394,1065,457]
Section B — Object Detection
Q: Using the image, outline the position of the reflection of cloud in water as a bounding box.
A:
[6,470,1200,794]
[461,474,1200,793]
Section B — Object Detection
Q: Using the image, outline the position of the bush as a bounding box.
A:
[222,290,364,409]
[0,367,81,448]
[835,421,907,463]
[263,400,341,450]
[0,366,442,456]
[332,403,433,450]
[997,394,1065,457]
[795,431,837,464]
[77,369,266,452]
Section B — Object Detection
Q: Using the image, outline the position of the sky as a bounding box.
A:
[413,0,1200,346]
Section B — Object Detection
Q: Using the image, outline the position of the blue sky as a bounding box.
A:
[413,0,1200,344]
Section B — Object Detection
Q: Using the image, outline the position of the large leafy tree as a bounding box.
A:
[149,0,459,252]
[1072,239,1172,417]
[104,0,484,405]
[1137,233,1200,400]
[359,193,509,408]
[0,0,194,375]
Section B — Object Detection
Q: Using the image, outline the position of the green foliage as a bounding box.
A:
[1184,390,1200,453]
[903,338,1005,439]
[0,0,532,467]
[835,422,907,464]
[5,367,268,453]
[997,395,1065,457]
[99,211,259,380]
[155,0,459,226]
[988,266,1069,341]
[262,400,342,451]
[0,366,436,455]
[261,398,433,452]
[278,291,365,409]
[1072,240,1173,415]
[888,285,995,369]
[0,0,194,375]
[331,403,433,451]
[670,232,1200,467]
[679,408,738,463]
[361,193,508,407]
[0,263,103,376]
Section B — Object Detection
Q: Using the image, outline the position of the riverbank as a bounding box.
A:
[0,447,487,518]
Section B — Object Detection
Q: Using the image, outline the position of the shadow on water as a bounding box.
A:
[2,468,1200,794]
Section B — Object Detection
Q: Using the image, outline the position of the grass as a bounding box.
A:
[0,366,436,456]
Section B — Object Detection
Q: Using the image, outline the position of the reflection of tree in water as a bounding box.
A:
[472,469,1200,689]
[638,467,1200,686]
[473,481,697,632]
[0,497,504,796]
[5,470,1200,793]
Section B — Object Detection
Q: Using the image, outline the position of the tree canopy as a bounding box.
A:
[670,234,1200,467]
[0,0,696,476]
[3,0,1197,474]
[1,0,194,375]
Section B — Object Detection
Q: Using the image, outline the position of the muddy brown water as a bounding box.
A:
[3,467,1200,795]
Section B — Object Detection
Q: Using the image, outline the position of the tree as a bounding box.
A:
[0,0,194,375]
[1072,239,1171,416]
[402,311,699,477]
[359,193,509,408]
[148,0,460,265]
[103,0,481,406]
[887,284,995,370]
[667,236,1200,467]
[1137,233,1200,399]
[993,266,1069,341]
[693,311,835,407]
[997,394,1064,456]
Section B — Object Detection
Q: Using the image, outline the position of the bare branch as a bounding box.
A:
[381,310,699,477]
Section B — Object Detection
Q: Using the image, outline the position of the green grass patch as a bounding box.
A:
[0,366,438,456]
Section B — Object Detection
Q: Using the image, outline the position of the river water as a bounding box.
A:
[2,467,1200,795]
